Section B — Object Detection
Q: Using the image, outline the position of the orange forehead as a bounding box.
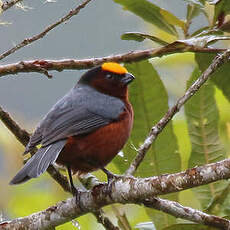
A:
[101,62,128,74]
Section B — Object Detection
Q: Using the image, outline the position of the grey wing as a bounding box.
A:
[25,85,125,151]
[10,140,66,184]
[24,127,42,154]
[41,108,111,146]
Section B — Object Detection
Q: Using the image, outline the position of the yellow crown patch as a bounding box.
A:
[102,62,128,74]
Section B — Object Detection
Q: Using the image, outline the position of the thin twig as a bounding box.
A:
[0,0,92,61]
[1,0,22,12]
[0,46,225,78]
[125,49,230,176]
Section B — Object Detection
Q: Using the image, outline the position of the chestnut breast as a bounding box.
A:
[56,101,133,173]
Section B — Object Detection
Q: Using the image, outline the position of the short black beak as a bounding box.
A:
[121,73,135,85]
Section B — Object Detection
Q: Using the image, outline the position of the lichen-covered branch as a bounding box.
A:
[0,0,92,61]
[0,46,225,78]
[125,49,230,176]
[144,197,230,229]
[2,158,230,229]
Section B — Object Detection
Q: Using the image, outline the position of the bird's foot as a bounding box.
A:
[101,168,120,197]
[71,185,84,210]
[67,165,84,210]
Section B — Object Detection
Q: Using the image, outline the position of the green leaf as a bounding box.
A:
[113,0,179,36]
[213,0,230,24]
[113,60,181,229]
[195,53,230,102]
[185,66,227,209]
[186,4,203,23]
[160,8,186,30]
[121,32,169,46]
[205,182,230,213]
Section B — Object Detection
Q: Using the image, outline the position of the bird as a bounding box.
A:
[10,62,135,196]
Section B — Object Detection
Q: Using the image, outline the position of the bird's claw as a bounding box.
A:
[102,168,120,197]
[71,187,84,210]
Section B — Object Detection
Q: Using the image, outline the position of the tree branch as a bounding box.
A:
[1,0,22,12]
[125,49,230,176]
[2,158,230,229]
[0,0,92,61]
[144,197,230,229]
[0,46,225,78]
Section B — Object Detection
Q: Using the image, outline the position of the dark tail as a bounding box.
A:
[10,140,66,185]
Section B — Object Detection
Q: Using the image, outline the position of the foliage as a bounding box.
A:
[2,0,230,229]
[112,0,230,229]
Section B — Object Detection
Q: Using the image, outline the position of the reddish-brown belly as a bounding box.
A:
[56,108,133,173]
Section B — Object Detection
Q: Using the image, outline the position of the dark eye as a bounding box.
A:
[106,73,114,79]
[106,73,113,79]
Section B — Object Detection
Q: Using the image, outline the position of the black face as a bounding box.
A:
[78,66,135,86]
[104,71,135,85]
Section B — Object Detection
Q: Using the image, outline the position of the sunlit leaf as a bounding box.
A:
[113,0,178,36]
[135,221,156,230]
[185,67,227,209]
[121,32,169,45]
[160,8,186,30]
